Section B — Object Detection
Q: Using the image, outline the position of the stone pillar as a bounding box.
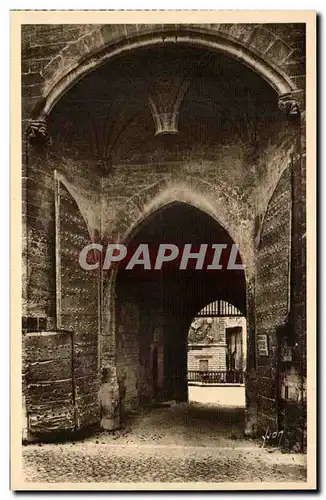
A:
[244,277,258,437]
[99,267,120,430]
[22,118,61,440]
[175,330,188,403]
[168,319,188,403]
[99,366,120,431]
[23,118,57,330]
[279,93,306,451]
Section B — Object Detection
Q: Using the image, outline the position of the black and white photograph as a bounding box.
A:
[10,10,316,490]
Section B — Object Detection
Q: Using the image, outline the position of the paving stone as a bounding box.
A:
[22,405,307,483]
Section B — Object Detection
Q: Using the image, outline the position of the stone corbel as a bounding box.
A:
[149,105,179,136]
[95,156,112,175]
[26,117,51,146]
[149,80,189,136]
[278,93,300,117]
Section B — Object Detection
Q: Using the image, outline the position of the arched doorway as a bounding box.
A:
[22,23,303,446]
[112,201,247,416]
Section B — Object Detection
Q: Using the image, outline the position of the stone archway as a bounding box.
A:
[115,182,255,276]
[21,22,306,447]
[101,200,249,426]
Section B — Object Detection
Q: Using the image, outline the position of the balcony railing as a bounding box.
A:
[187,370,245,384]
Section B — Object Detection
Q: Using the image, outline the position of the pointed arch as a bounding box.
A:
[110,180,252,277]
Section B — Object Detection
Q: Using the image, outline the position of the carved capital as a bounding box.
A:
[26,118,51,145]
[278,93,300,116]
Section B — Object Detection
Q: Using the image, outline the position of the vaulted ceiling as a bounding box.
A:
[49,44,282,165]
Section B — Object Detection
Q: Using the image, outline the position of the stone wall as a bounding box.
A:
[22,330,76,436]
[100,155,256,279]
[22,145,56,325]
[58,183,100,429]
[22,145,101,327]
[114,279,166,411]
[256,164,292,434]
[254,124,306,450]
[188,346,227,372]
[115,300,140,412]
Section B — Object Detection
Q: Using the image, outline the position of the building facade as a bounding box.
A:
[187,303,247,378]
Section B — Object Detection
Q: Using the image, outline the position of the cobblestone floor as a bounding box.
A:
[23,403,307,484]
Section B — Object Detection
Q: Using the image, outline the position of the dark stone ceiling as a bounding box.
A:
[49,44,282,164]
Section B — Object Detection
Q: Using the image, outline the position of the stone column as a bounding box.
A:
[244,277,258,436]
[23,118,57,330]
[174,327,189,403]
[276,100,305,355]
[23,118,63,440]
[279,93,306,451]
[99,267,120,430]
[99,365,120,431]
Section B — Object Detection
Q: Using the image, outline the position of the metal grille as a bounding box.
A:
[196,300,242,317]
[188,370,245,384]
